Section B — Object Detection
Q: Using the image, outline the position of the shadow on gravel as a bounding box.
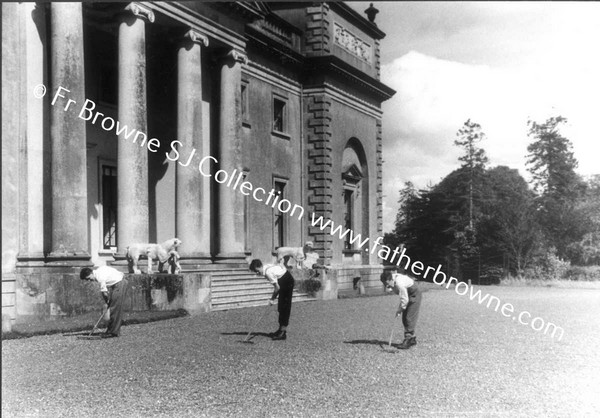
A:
[221,331,272,339]
[344,339,389,346]
[2,309,189,340]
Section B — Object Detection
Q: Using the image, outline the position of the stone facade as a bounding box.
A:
[2,1,395,327]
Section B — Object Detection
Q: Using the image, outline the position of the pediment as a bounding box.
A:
[342,164,363,182]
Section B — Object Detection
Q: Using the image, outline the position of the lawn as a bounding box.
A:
[2,285,599,417]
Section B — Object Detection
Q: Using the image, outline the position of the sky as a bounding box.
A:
[349,2,600,233]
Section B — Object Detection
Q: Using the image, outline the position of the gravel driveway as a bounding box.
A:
[3,286,599,417]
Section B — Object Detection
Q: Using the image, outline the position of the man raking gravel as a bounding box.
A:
[80,266,128,338]
[249,259,295,341]
[380,270,422,349]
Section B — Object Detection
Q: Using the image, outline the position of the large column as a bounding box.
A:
[15,3,47,268]
[176,29,211,266]
[116,2,154,256]
[47,3,90,265]
[215,49,247,263]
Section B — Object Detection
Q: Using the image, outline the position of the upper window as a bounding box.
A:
[272,95,288,134]
[241,80,249,126]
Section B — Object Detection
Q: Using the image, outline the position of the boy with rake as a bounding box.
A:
[380,269,422,349]
[249,259,295,341]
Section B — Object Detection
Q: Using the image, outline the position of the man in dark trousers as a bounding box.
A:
[80,266,128,338]
[380,269,422,349]
[249,259,295,341]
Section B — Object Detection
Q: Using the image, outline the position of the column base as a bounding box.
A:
[15,251,93,273]
[178,253,213,270]
[16,252,46,268]
[213,252,250,266]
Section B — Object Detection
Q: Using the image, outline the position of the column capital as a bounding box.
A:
[217,49,248,65]
[184,29,209,47]
[124,2,155,23]
[229,49,248,64]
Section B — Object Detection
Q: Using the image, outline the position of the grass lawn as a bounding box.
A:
[2,285,599,417]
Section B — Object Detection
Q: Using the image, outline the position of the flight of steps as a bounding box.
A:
[210,267,315,311]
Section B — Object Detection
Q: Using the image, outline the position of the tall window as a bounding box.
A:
[273,180,286,248]
[101,165,118,249]
[272,96,287,133]
[342,163,362,252]
[343,189,354,250]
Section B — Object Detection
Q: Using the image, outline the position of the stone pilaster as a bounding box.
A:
[47,2,90,266]
[215,49,248,264]
[176,29,211,266]
[305,93,333,264]
[376,118,383,240]
[375,39,381,79]
[116,2,154,256]
[304,3,331,56]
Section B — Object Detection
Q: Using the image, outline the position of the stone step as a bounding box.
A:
[183,268,313,311]
[212,287,273,299]
[211,292,315,311]
[211,274,263,281]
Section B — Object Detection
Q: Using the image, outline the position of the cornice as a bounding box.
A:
[305,56,395,103]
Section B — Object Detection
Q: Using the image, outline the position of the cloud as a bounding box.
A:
[369,3,600,233]
[380,50,600,233]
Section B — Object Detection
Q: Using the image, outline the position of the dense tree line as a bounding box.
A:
[384,117,600,282]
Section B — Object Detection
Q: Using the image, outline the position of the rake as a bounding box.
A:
[240,305,274,344]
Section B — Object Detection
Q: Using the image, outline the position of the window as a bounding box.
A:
[273,180,286,248]
[343,189,354,250]
[342,163,362,252]
[241,80,249,125]
[272,96,287,133]
[98,61,118,107]
[101,165,118,250]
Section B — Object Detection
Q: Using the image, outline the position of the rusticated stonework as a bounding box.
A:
[305,3,331,56]
[305,93,333,264]
[376,118,383,236]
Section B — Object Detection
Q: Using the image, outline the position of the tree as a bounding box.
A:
[526,116,580,199]
[526,116,586,257]
[479,166,542,275]
[566,175,600,265]
[454,119,489,229]
[394,181,419,230]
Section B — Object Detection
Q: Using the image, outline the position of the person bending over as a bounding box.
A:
[80,266,128,338]
[249,259,295,341]
[380,269,422,349]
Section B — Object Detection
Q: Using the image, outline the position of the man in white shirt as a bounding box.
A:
[80,266,128,338]
[249,259,295,340]
[380,269,422,349]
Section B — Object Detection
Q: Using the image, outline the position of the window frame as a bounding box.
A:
[342,165,362,253]
[271,93,289,137]
[98,160,118,252]
[241,78,250,128]
[272,178,288,249]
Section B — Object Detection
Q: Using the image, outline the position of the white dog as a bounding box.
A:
[274,241,314,269]
[126,238,182,274]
